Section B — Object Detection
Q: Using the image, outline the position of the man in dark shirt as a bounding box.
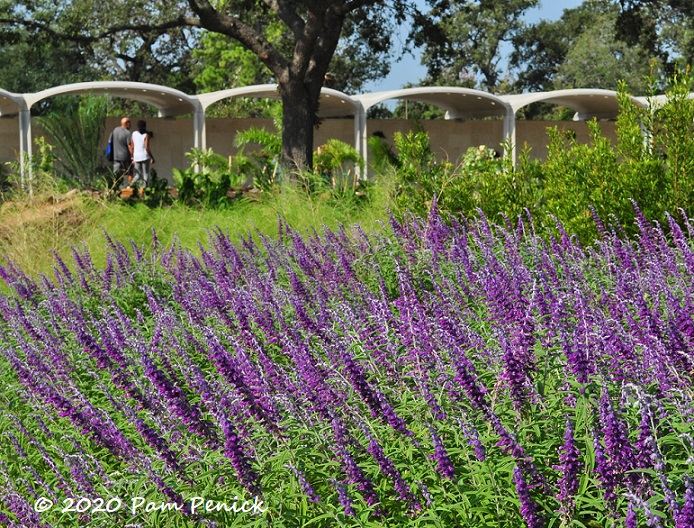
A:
[111,117,132,188]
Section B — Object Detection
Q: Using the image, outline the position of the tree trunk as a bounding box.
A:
[279,78,316,174]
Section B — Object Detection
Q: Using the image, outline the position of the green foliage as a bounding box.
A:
[390,131,540,223]
[552,1,662,92]
[538,67,694,242]
[172,148,246,209]
[511,0,664,94]
[2,136,71,199]
[233,124,283,190]
[653,68,694,214]
[192,30,281,118]
[314,139,364,177]
[233,126,282,161]
[367,133,399,173]
[541,122,622,239]
[414,0,539,90]
[36,95,109,188]
[386,67,694,245]
[391,130,457,219]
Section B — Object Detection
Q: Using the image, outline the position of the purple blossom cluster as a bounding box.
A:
[0,207,693,526]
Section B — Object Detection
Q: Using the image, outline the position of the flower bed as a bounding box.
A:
[0,207,693,527]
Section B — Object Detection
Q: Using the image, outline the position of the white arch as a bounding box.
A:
[0,88,23,116]
[19,81,205,177]
[501,89,646,120]
[8,81,694,186]
[197,84,360,163]
[25,81,200,116]
[197,83,359,116]
[353,87,513,171]
[355,86,509,118]
[0,88,31,187]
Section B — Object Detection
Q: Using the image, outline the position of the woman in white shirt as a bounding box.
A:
[129,120,155,189]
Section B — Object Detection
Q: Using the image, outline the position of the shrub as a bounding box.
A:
[172,148,247,208]
[391,130,463,219]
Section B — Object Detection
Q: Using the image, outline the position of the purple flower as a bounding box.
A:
[330,419,383,517]
[592,428,618,513]
[457,418,486,461]
[676,477,694,528]
[554,416,581,517]
[286,464,320,503]
[361,427,420,510]
[329,478,355,517]
[429,428,455,480]
[140,343,215,443]
[625,500,638,528]
[221,414,260,495]
[599,389,637,488]
[513,465,543,528]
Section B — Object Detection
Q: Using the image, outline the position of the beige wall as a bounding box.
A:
[0,117,618,185]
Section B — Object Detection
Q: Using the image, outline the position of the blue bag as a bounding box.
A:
[105,134,114,162]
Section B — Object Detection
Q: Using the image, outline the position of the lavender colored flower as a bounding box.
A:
[513,465,543,528]
[361,427,421,510]
[204,329,278,432]
[340,348,411,437]
[6,433,27,459]
[286,464,320,503]
[330,419,383,517]
[625,499,638,528]
[329,478,355,517]
[457,418,486,461]
[592,428,618,513]
[676,476,694,528]
[554,416,581,517]
[415,480,434,507]
[599,389,637,488]
[429,428,455,480]
[628,492,664,528]
[221,414,260,495]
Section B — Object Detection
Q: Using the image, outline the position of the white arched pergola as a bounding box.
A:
[22,81,204,162]
[5,81,691,184]
[196,83,360,151]
[0,88,30,185]
[14,81,361,181]
[353,87,513,173]
[500,89,648,163]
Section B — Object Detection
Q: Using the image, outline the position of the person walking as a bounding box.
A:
[110,117,132,188]
[129,120,155,190]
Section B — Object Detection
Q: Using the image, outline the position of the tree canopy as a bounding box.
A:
[412,0,539,91]
[0,0,693,167]
[0,0,415,170]
[616,0,694,72]
[510,0,663,96]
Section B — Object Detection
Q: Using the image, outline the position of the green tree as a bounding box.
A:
[192,12,392,117]
[0,1,198,95]
[192,30,280,117]
[511,0,663,97]
[0,1,416,171]
[616,0,694,73]
[0,10,95,96]
[553,2,661,92]
[412,0,539,91]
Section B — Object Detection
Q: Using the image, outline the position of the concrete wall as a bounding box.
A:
[0,116,618,185]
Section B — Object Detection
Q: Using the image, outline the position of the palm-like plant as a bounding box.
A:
[36,95,108,188]
[233,121,283,188]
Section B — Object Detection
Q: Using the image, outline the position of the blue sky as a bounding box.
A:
[362,0,585,92]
